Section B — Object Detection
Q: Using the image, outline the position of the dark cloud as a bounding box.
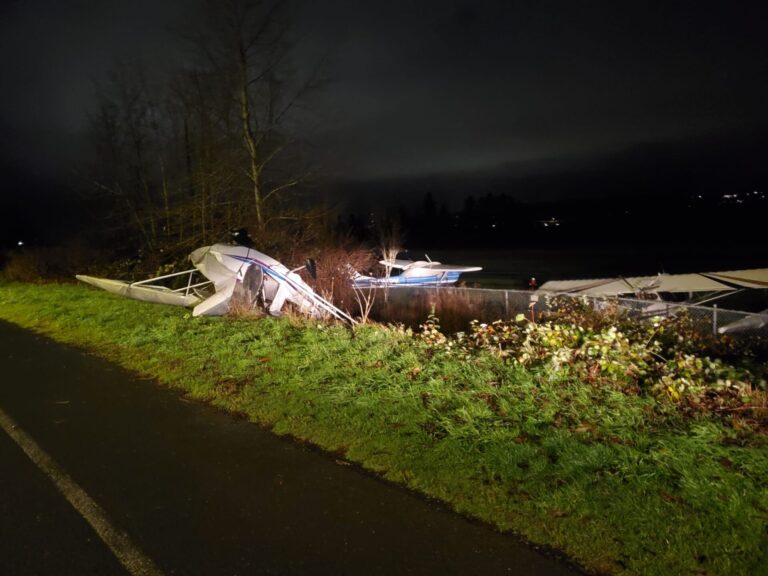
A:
[0,0,199,176]
[304,1,768,177]
[1,0,767,185]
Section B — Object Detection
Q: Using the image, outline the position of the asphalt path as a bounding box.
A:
[0,320,582,575]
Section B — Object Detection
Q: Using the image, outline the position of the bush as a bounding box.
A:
[416,305,768,431]
[0,241,106,283]
[286,243,379,319]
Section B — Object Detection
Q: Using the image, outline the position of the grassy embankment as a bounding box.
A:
[0,282,766,576]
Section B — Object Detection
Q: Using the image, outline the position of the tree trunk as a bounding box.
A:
[237,44,264,232]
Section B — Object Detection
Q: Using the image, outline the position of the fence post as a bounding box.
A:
[529,293,539,323]
[712,304,718,336]
[505,290,509,317]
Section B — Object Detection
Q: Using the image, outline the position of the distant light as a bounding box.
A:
[17,241,24,246]
[539,217,561,228]
[491,224,497,228]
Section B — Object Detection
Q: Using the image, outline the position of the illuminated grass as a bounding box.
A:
[1,282,766,576]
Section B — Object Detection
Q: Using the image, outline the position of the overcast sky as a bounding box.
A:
[1,0,767,182]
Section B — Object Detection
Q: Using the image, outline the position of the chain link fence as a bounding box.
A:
[613,297,768,338]
[368,286,768,342]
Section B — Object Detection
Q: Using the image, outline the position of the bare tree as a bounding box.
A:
[377,216,404,303]
[82,1,329,271]
[88,62,166,254]
[351,284,377,324]
[192,0,324,237]
[169,67,245,246]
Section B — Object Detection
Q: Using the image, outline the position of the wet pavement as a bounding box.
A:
[0,320,582,575]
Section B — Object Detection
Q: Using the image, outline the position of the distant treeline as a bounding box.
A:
[341,189,768,254]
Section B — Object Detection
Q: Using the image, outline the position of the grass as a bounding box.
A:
[1,282,767,576]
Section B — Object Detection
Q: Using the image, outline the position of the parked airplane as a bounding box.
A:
[350,256,482,287]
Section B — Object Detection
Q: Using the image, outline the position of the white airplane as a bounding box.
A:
[718,309,768,334]
[538,268,768,299]
[351,256,482,288]
[77,243,355,324]
[537,268,768,323]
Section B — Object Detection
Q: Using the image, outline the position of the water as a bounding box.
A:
[404,246,768,290]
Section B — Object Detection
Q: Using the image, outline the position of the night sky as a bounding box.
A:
[1,1,767,205]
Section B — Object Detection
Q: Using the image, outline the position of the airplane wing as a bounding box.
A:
[539,274,733,296]
[379,259,415,269]
[76,275,202,307]
[539,268,768,296]
[417,264,482,272]
[378,259,481,272]
[718,309,768,334]
[703,269,768,288]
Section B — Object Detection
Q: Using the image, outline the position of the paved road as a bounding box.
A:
[0,320,582,575]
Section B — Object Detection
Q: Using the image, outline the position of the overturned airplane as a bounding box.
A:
[538,268,768,299]
[538,268,768,333]
[77,244,355,324]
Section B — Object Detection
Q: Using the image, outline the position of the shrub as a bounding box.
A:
[289,244,379,319]
[416,308,768,431]
[0,241,106,282]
